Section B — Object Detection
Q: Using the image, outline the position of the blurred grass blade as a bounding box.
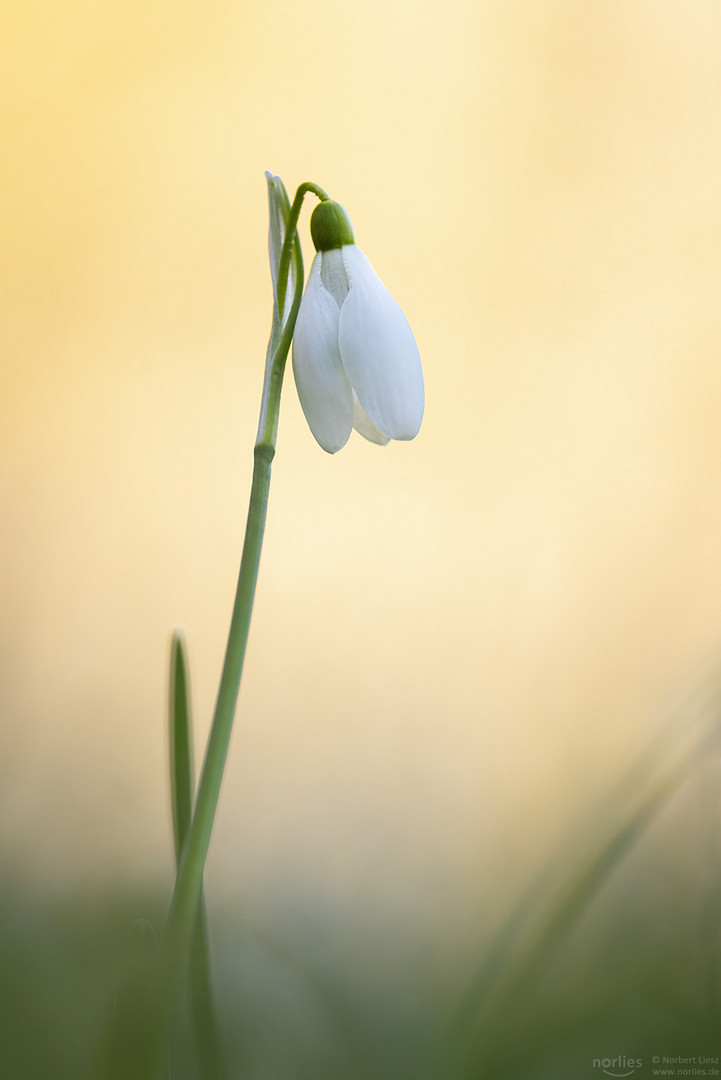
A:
[444,683,721,1080]
[101,918,169,1080]
[170,632,193,864]
[169,631,226,1080]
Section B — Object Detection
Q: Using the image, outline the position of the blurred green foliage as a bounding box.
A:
[0,824,718,1080]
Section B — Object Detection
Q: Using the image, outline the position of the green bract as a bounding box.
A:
[310,200,355,251]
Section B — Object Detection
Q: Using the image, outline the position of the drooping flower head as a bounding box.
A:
[292,199,424,453]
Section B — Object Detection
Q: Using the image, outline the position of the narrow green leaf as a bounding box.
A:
[265,171,295,327]
[168,631,226,1080]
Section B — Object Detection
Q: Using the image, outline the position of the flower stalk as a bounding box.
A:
[153,175,323,1069]
[146,171,424,1074]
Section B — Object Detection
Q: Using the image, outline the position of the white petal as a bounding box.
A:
[319,247,349,307]
[338,245,424,441]
[352,392,390,445]
[292,254,353,453]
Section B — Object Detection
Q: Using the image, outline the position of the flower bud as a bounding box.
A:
[310,200,355,252]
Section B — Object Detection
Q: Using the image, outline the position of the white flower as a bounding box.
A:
[292,201,424,454]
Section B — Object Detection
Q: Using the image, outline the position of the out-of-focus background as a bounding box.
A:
[2,1,721,1076]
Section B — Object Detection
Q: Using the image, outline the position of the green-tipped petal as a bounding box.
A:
[292,254,354,453]
[338,246,424,441]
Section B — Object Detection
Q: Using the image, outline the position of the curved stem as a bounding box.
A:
[275,181,329,326]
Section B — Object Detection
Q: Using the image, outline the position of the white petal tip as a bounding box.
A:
[352,393,391,445]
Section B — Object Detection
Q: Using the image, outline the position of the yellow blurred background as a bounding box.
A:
[2,0,721,949]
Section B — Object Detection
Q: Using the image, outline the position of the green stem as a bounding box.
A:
[275,181,328,325]
[154,446,274,1068]
[153,178,324,1070]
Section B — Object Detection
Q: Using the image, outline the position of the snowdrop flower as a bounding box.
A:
[292,200,424,453]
